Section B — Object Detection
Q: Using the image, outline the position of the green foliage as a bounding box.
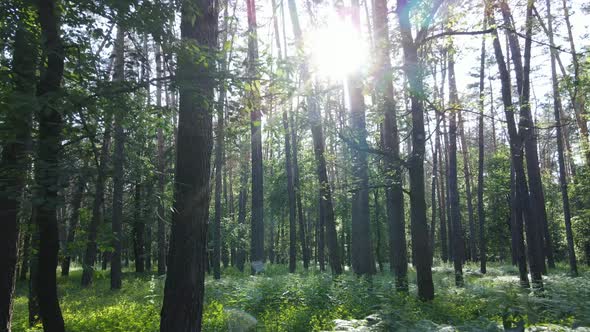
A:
[11,263,590,331]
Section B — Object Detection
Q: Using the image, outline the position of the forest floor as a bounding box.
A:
[11,262,590,331]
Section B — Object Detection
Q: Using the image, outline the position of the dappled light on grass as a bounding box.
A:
[10,263,590,331]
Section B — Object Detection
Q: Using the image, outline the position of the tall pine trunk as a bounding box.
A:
[247,0,265,271]
[373,0,407,290]
[0,18,36,331]
[33,0,66,329]
[546,0,577,275]
[397,0,435,300]
[477,15,487,274]
[347,0,375,276]
[447,44,465,287]
[159,0,218,330]
[288,0,341,274]
[110,24,125,290]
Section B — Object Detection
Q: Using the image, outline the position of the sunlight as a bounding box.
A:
[308,12,367,80]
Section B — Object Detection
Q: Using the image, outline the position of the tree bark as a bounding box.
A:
[477,15,487,274]
[247,0,265,271]
[500,1,552,273]
[397,0,435,300]
[155,40,167,276]
[489,10,541,289]
[447,44,465,287]
[159,0,217,330]
[33,0,66,329]
[0,17,36,332]
[110,24,125,290]
[458,109,476,261]
[546,0,577,276]
[133,181,145,273]
[62,171,85,276]
[81,114,112,286]
[373,0,407,290]
[288,0,341,274]
[347,0,375,276]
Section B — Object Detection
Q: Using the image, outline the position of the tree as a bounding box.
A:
[372,0,407,291]
[159,0,218,330]
[288,0,342,274]
[396,0,439,301]
[110,23,125,291]
[247,0,265,271]
[545,0,577,276]
[0,12,36,331]
[447,40,465,287]
[32,0,66,329]
[477,12,487,274]
[348,0,375,276]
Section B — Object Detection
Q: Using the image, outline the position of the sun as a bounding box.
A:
[307,12,367,81]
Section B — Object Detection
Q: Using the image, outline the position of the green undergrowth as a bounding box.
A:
[11,262,590,331]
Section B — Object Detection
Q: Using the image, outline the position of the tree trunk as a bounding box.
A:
[81,114,112,286]
[33,0,66,329]
[448,45,465,287]
[62,171,85,276]
[288,0,341,274]
[489,12,540,289]
[347,0,375,276]
[110,24,125,291]
[133,181,145,273]
[247,0,265,272]
[436,113,448,263]
[458,109,476,261]
[477,16,487,274]
[373,0,407,290]
[155,40,167,276]
[0,18,36,331]
[500,1,552,274]
[546,0,577,275]
[397,0,435,300]
[561,0,590,165]
[159,0,217,330]
[236,143,249,272]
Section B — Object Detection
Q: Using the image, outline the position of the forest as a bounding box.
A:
[1,0,590,331]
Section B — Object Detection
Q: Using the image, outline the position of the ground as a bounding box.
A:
[11,262,590,331]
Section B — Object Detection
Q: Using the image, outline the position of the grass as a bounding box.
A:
[11,262,590,331]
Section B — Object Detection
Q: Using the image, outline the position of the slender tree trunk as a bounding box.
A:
[288,0,341,274]
[373,0,407,288]
[373,190,383,272]
[213,0,233,279]
[62,172,85,276]
[110,25,125,290]
[0,18,36,331]
[458,109,476,261]
[282,108,297,273]
[159,0,217,330]
[489,12,539,289]
[33,0,66,329]
[500,1,552,274]
[448,45,465,287]
[477,16,487,274]
[236,145,249,272]
[133,181,145,273]
[155,41,167,276]
[81,114,112,286]
[436,115,448,263]
[246,0,265,271]
[347,0,375,276]
[397,0,435,300]
[546,0,577,276]
[291,112,309,269]
[561,0,590,165]
[145,181,153,272]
